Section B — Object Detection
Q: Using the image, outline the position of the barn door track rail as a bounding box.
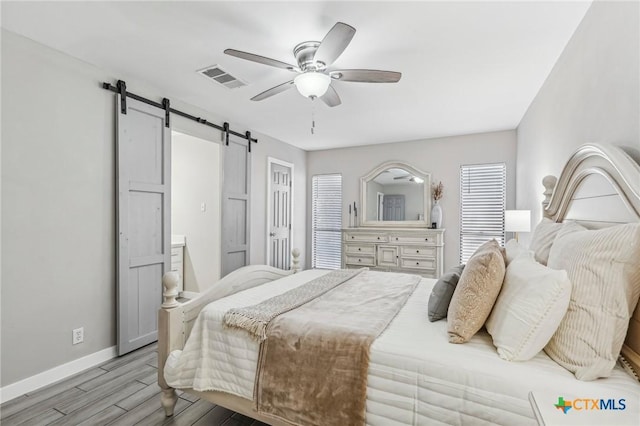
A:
[102,80,258,151]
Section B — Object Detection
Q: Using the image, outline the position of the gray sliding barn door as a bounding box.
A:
[116,95,171,356]
[221,136,251,276]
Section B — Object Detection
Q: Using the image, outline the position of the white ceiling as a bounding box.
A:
[1,1,592,151]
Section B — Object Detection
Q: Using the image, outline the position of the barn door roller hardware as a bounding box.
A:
[102,79,258,147]
[223,122,230,146]
[246,131,252,153]
[117,80,127,114]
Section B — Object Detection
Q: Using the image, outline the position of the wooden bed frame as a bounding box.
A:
[157,143,640,422]
[539,144,640,378]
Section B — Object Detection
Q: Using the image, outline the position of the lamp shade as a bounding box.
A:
[294,72,331,98]
[505,210,531,233]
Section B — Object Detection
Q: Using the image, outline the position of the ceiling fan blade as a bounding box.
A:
[313,22,356,67]
[393,176,410,180]
[320,85,341,107]
[224,49,299,72]
[330,69,402,83]
[251,81,295,101]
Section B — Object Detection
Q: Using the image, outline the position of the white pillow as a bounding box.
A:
[486,254,571,361]
[504,239,530,266]
[529,218,562,265]
[529,219,586,265]
[544,223,640,381]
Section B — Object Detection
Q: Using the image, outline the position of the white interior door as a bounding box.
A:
[116,95,170,355]
[267,158,293,270]
[383,194,405,221]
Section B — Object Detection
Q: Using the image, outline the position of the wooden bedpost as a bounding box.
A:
[158,272,180,416]
[291,248,300,273]
[542,175,557,213]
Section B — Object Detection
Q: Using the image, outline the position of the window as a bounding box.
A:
[312,174,343,269]
[459,163,506,263]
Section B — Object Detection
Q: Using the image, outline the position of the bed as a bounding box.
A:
[157,143,640,425]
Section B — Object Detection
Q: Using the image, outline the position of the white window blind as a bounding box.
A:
[312,174,343,269]
[459,163,506,263]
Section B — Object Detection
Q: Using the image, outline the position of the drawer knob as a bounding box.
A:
[416,250,420,253]
[395,237,399,241]
[425,238,429,241]
[377,237,380,240]
[352,236,355,239]
[416,262,420,265]
[358,248,361,251]
[358,259,361,262]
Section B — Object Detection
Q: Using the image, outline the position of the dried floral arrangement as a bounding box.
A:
[432,181,444,201]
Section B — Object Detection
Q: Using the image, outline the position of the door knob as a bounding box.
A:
[269,232,276,237]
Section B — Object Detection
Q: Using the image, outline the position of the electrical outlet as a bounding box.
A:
[72,327,84,345]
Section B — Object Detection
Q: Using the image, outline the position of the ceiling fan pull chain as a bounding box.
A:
[311,106,316,135]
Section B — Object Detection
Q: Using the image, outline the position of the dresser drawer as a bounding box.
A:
[400,258,435,270]
[389,234,438,244]
[171,248,183,267]
[400,245,436,257]
[170,258,183,270]
[344,244,376,255]
[345,255,376,267]
[345,233,389,243]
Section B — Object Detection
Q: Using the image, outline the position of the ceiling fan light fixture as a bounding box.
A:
[294,72,331,99]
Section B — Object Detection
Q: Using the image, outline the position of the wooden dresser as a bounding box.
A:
[170,235,185,293]
[342,228,444,278]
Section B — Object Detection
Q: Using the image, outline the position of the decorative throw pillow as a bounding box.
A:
[529,218,563,265]
[544,223,640,381]
[504,239,530,266]
[428,265,465,322]
[447,240,506,343]
[486,255,571,361]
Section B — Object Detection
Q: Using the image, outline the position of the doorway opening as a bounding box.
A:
[171,131,221,295]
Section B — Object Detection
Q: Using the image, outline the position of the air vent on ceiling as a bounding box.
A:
[198,65,247,89]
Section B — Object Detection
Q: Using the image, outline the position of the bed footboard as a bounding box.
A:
[157,252,300,416]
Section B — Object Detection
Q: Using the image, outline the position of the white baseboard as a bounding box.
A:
[0,345,116,404]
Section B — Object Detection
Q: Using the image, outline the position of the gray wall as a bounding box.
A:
[307,130,517,271]
[1,29,306,386]
[249,133,307,268]
[517,0,640,245]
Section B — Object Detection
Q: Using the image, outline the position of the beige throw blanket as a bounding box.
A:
[255,270,420,426]
[223,269,364,341]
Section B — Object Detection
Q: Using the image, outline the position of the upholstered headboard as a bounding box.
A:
[540,143,640,377]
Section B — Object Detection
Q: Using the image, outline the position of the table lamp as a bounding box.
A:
[505,210,531,242]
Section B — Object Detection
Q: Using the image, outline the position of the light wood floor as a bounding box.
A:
[0,342,268,426]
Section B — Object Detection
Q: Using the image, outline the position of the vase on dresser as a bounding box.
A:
[431,200,442,229]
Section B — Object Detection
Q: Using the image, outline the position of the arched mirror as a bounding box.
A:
[360,161,431,227]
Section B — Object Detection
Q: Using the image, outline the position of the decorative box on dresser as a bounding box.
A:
[342,228,444,278]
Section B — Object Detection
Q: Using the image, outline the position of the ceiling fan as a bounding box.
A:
[224,22,402,107]
[394,174,424,183]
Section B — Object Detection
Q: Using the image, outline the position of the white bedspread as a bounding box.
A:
[164,269,640,425]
